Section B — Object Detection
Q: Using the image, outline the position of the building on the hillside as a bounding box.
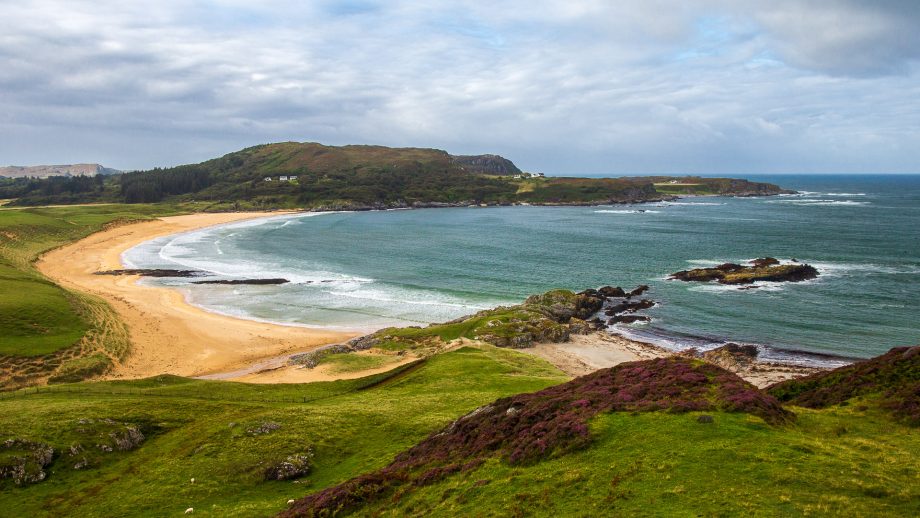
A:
[288,176,298,181]
[279,176,289,181]
[263,177,272,182]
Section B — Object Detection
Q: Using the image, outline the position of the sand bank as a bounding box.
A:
[37,212,358,380]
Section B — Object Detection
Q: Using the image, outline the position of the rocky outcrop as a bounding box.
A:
[670,258,818,285]
[192,278,289,285]
[451,154,522,175]
[95,269,203,278]
[264,451,314,481]
[0,439,55,486]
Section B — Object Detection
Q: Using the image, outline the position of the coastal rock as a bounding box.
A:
[191,278,289,285]
[626,285,650,297]
[95,269,203,278]
[608,315,651,325]
[698,343,760,373]
[750,257,780,268]
[598,286,627,298]
[670,260,818,285]
[605,299,655,315]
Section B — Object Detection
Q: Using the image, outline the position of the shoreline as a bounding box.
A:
[522,332,824,388]
[37,212,360,381]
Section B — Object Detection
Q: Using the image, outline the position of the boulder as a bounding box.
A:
[598,286,627,298]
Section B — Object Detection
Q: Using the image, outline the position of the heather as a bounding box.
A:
[768,346,920,425]
[282,357,792,517]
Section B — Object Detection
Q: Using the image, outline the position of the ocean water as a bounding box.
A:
[124,175,920,365]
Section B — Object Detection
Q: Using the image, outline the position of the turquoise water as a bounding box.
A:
[124,175,920,365]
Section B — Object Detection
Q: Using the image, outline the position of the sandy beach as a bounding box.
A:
[37,212,359,381]
[523,333,822,388]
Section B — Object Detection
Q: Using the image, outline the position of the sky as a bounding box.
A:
[1,1,919,174]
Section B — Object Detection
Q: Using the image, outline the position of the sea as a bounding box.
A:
[123,174,920,366]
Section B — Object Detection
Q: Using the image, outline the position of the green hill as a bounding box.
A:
[1,142,790,209]
[3,345,918,517]
[284,347,920,517]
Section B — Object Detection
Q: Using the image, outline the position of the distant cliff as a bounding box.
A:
[0,164,120,179]
[451,154,523,175]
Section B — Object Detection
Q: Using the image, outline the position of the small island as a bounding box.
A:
[670,257,819,285]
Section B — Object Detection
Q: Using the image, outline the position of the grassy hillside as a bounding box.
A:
[1,142,789,208]
[287,349,920,517]
[0,204,185,389]
[5,345,919,517]
[0,346,567,516]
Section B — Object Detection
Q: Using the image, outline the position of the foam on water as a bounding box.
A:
[594,209,662,214]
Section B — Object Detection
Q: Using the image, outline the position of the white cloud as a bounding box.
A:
[0,0,918,173]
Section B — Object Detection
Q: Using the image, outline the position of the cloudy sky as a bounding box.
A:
[2,1,919,174]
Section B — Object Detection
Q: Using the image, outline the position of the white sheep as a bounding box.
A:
[185,508,194,514]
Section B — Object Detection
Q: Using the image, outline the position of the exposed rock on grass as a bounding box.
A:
[280,357,792,517]
[264,451,314,481]
[0,439,55,486]
[768,346,920,425]
[670,258,818,285]
[246,422,282,436]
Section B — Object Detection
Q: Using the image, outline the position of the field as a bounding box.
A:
[0,345,567,516]
[0,204,185,388]
[4,345,918,517]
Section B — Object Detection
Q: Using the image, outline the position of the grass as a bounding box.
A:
[0,204,185,388]
[357,406,920,517]
[318,352,401,374]
[0,345,567,517]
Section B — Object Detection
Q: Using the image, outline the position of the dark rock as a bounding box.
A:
[697,415,714,424]
[608,315,651,324]
[191,278,289,285]
[605,299,655,315]
[670,261,819,284]
[626,285,650,297]
[598,286,627,298]
[94,269,203,277]
[750,257,780,268]
[573,293,605,319]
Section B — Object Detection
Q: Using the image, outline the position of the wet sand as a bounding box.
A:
[37,212,359,380]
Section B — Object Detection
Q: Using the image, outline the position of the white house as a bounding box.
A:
[279,176,289,181]
[263,177,272,182]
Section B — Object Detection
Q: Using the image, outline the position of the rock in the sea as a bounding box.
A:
[604,299,656,317]
[608,315,651,325]
[750,257,780,268]
[670,261,818,285]
[94,269,203,277]
[626,285,650,297]
[598,286,627,298]
[191,278,289,285]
